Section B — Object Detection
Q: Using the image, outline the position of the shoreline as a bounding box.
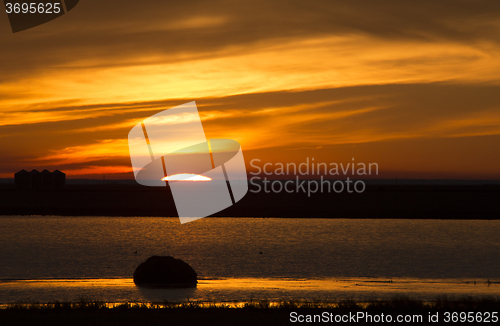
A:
[2,277,499,306]
[2,297,499,307]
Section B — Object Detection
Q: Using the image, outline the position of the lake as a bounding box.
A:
[0,217,499,303]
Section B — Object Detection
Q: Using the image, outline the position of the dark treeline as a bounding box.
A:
[0,183,499,219]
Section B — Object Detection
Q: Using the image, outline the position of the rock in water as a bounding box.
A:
[133,256,197,287]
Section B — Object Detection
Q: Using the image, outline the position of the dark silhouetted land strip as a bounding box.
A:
[0,183,499,219]
[1,298,499,326]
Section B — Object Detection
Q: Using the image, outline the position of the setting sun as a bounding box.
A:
[161,173,212,181]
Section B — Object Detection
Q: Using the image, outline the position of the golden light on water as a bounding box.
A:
[161,173,212,182]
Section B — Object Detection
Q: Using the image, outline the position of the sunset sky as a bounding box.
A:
[1,0,499,179]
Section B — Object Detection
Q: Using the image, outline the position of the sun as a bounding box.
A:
[161,173,211,182]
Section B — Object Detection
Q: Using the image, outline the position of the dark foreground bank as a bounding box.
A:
[0,183,499,219]
[1,298,499,326]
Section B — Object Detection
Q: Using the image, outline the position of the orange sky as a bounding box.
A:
[1,0,499,179]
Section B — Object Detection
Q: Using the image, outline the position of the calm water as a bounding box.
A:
[0,217,499,303]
